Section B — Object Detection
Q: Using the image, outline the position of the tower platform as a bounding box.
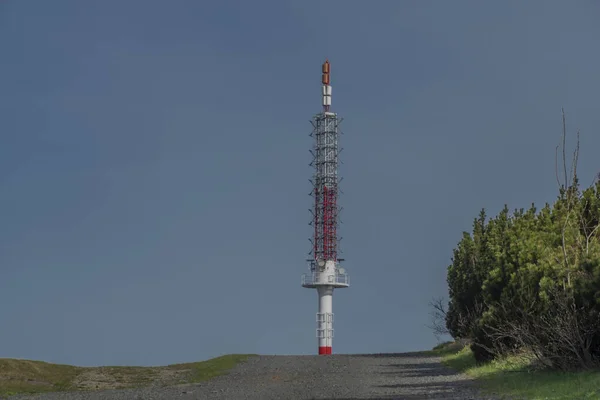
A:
[301,271,349,288]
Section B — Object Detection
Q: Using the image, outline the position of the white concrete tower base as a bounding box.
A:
[317,286,333,354]
[302,259,349,355]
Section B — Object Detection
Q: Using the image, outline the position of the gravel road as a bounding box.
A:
[8,351,501,400]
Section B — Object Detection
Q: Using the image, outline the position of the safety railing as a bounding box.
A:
[301,271,349,286]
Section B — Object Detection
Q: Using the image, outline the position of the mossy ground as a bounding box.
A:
[0,354,254,397]
[431,341,600,400]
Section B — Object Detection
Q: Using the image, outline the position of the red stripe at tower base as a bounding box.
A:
[318,346,332,355]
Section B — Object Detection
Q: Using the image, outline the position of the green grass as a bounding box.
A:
[167,354,255,383]
[0,354,255,397]
[0,359,82,396]
[431,342,600,400]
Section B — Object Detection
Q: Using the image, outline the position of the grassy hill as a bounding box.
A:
[0,354,254,397]
[432,341,600,400]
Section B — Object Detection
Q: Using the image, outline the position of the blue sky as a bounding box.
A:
[1,0,599,367]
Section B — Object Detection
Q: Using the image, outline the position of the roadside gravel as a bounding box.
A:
[7,351,502,400]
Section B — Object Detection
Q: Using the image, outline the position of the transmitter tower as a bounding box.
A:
[301,59,349,355]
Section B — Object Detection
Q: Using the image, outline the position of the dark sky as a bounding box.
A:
[1,0,599,366]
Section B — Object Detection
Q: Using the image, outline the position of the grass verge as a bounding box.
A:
[0,354,255,397]
[167,354,254,383]
[431,342,600,400]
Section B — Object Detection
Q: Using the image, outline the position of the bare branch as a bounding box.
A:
[577,135,581,178]
[480,286,600,370]
[555,145,562,190]
[586,224,600,256]
[572,129,580,185]
[562,107,568,189]
[427,297,450,339]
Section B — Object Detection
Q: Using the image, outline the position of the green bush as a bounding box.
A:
[443,115,600,370]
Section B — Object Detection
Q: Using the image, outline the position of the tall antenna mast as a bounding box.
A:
[301,59,349,355]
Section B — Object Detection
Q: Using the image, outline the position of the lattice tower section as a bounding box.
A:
[310,112,341,264]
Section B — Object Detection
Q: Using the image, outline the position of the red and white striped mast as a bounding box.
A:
[302,59,349,355]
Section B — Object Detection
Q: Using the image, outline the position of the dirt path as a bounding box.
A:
[9,352,500,400]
